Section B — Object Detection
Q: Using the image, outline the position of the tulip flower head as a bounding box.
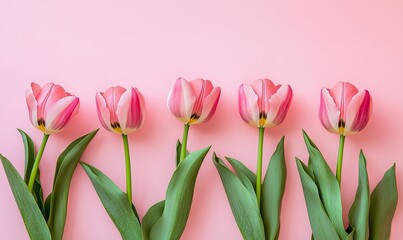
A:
[239,79,293,128]
[96,86,146,135]
[319,82,372,136]
[26,82,80,134]
[167,77,221,125]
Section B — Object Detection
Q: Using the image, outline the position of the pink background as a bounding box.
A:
[0,1,402,239]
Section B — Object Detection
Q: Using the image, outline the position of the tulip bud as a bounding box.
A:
[319,81,372,136]
[167,77,221,125]
[96,86,146,135]
[239,79,293,128]
[25,82,80,134]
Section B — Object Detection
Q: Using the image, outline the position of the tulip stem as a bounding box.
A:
[336,134,345,186]
[28,134,49,192]
[122,134,132,204]
[256,127,265,208]
[180,123,190,163]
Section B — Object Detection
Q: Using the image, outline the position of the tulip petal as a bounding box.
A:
[96,92,114,133]
[319,88,340,134]
[264,84,291,127]
[36,83,69,121]
[197,87,221,124]
[45,96,79,134]
[251,79,278,115]
[116,88,146,134]
[189,79,214,119]
[239,84,260,127]
[167,78,196,123]
[25,83,41,127]
[329,82,358,119]
[103,86,126,126]
[266,84,293,127]
[345,90,372,135]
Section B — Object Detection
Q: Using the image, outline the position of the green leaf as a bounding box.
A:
[146,147,210,240]
[261,137,287,240]
[214,154,265,240]
[47,129,98,240]
[296,159,340,240]
[142,201,165,240]
[19,129,36,183]
[346,230,355,240]
[0,154,51,240]
[44,193,52,221]
[176,140,189,167]
[348,151,369,240]
[369,164,398,240]
[302,131,346,239]
[226,157,256,189]
[18,129,45,213]
[81,162,142,240]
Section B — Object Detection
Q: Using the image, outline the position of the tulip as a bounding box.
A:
[167,77,221,125]
[167,77,221,163]
[25,82,80,192]
[96,86,146,135]
[239,79,293,128]
[26,82,80,134]
[95,86,146,204]
[238,79,293,208]
[319,82,372,136]
[319,81,372,185]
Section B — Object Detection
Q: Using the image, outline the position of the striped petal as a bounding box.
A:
[167,77,196,123]
[36,83,69,121]
[44,96,79,134]
[251,79,278,115]
[265,84,293,127]
[103,86,127,127]
[116,88,146,134]
[319,87,340,134]
[329,82,358,120]
[196,86,221,124]
[96,92,114,133]
[344,90,372,135]
[25,83,41,127]
[239,84,260,127]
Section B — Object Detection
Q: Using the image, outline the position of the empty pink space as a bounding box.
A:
[0,1,402,239]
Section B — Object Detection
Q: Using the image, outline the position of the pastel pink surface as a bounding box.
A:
[0,1,402,239]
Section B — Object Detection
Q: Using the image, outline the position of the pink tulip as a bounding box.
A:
[239,79,293,128]
[167,77,221,125]
[319,82,372,136]
[26,82,80,134]
[96,86,146,135]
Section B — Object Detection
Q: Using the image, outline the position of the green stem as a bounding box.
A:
[336,134,345,186]
[256,127,265,208]
[180,123,190,163]
[122,134,132,204]
[28,134,50,192]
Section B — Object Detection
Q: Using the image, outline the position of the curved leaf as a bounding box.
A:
[81,162,142,240]
[302,131,346,239]
[19,129,44,213]
[346,230,355,240]
[226,157,256,189]
[147,147,210,240]
[348,151,369,240]
[142,201,165,240]
[214,154,265,240]
[1,155,51,240]
[47,129,98,240]
[176,140,189,167]
[369,164,398,240]
[296,159,340,240]
[261,137,286,240]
